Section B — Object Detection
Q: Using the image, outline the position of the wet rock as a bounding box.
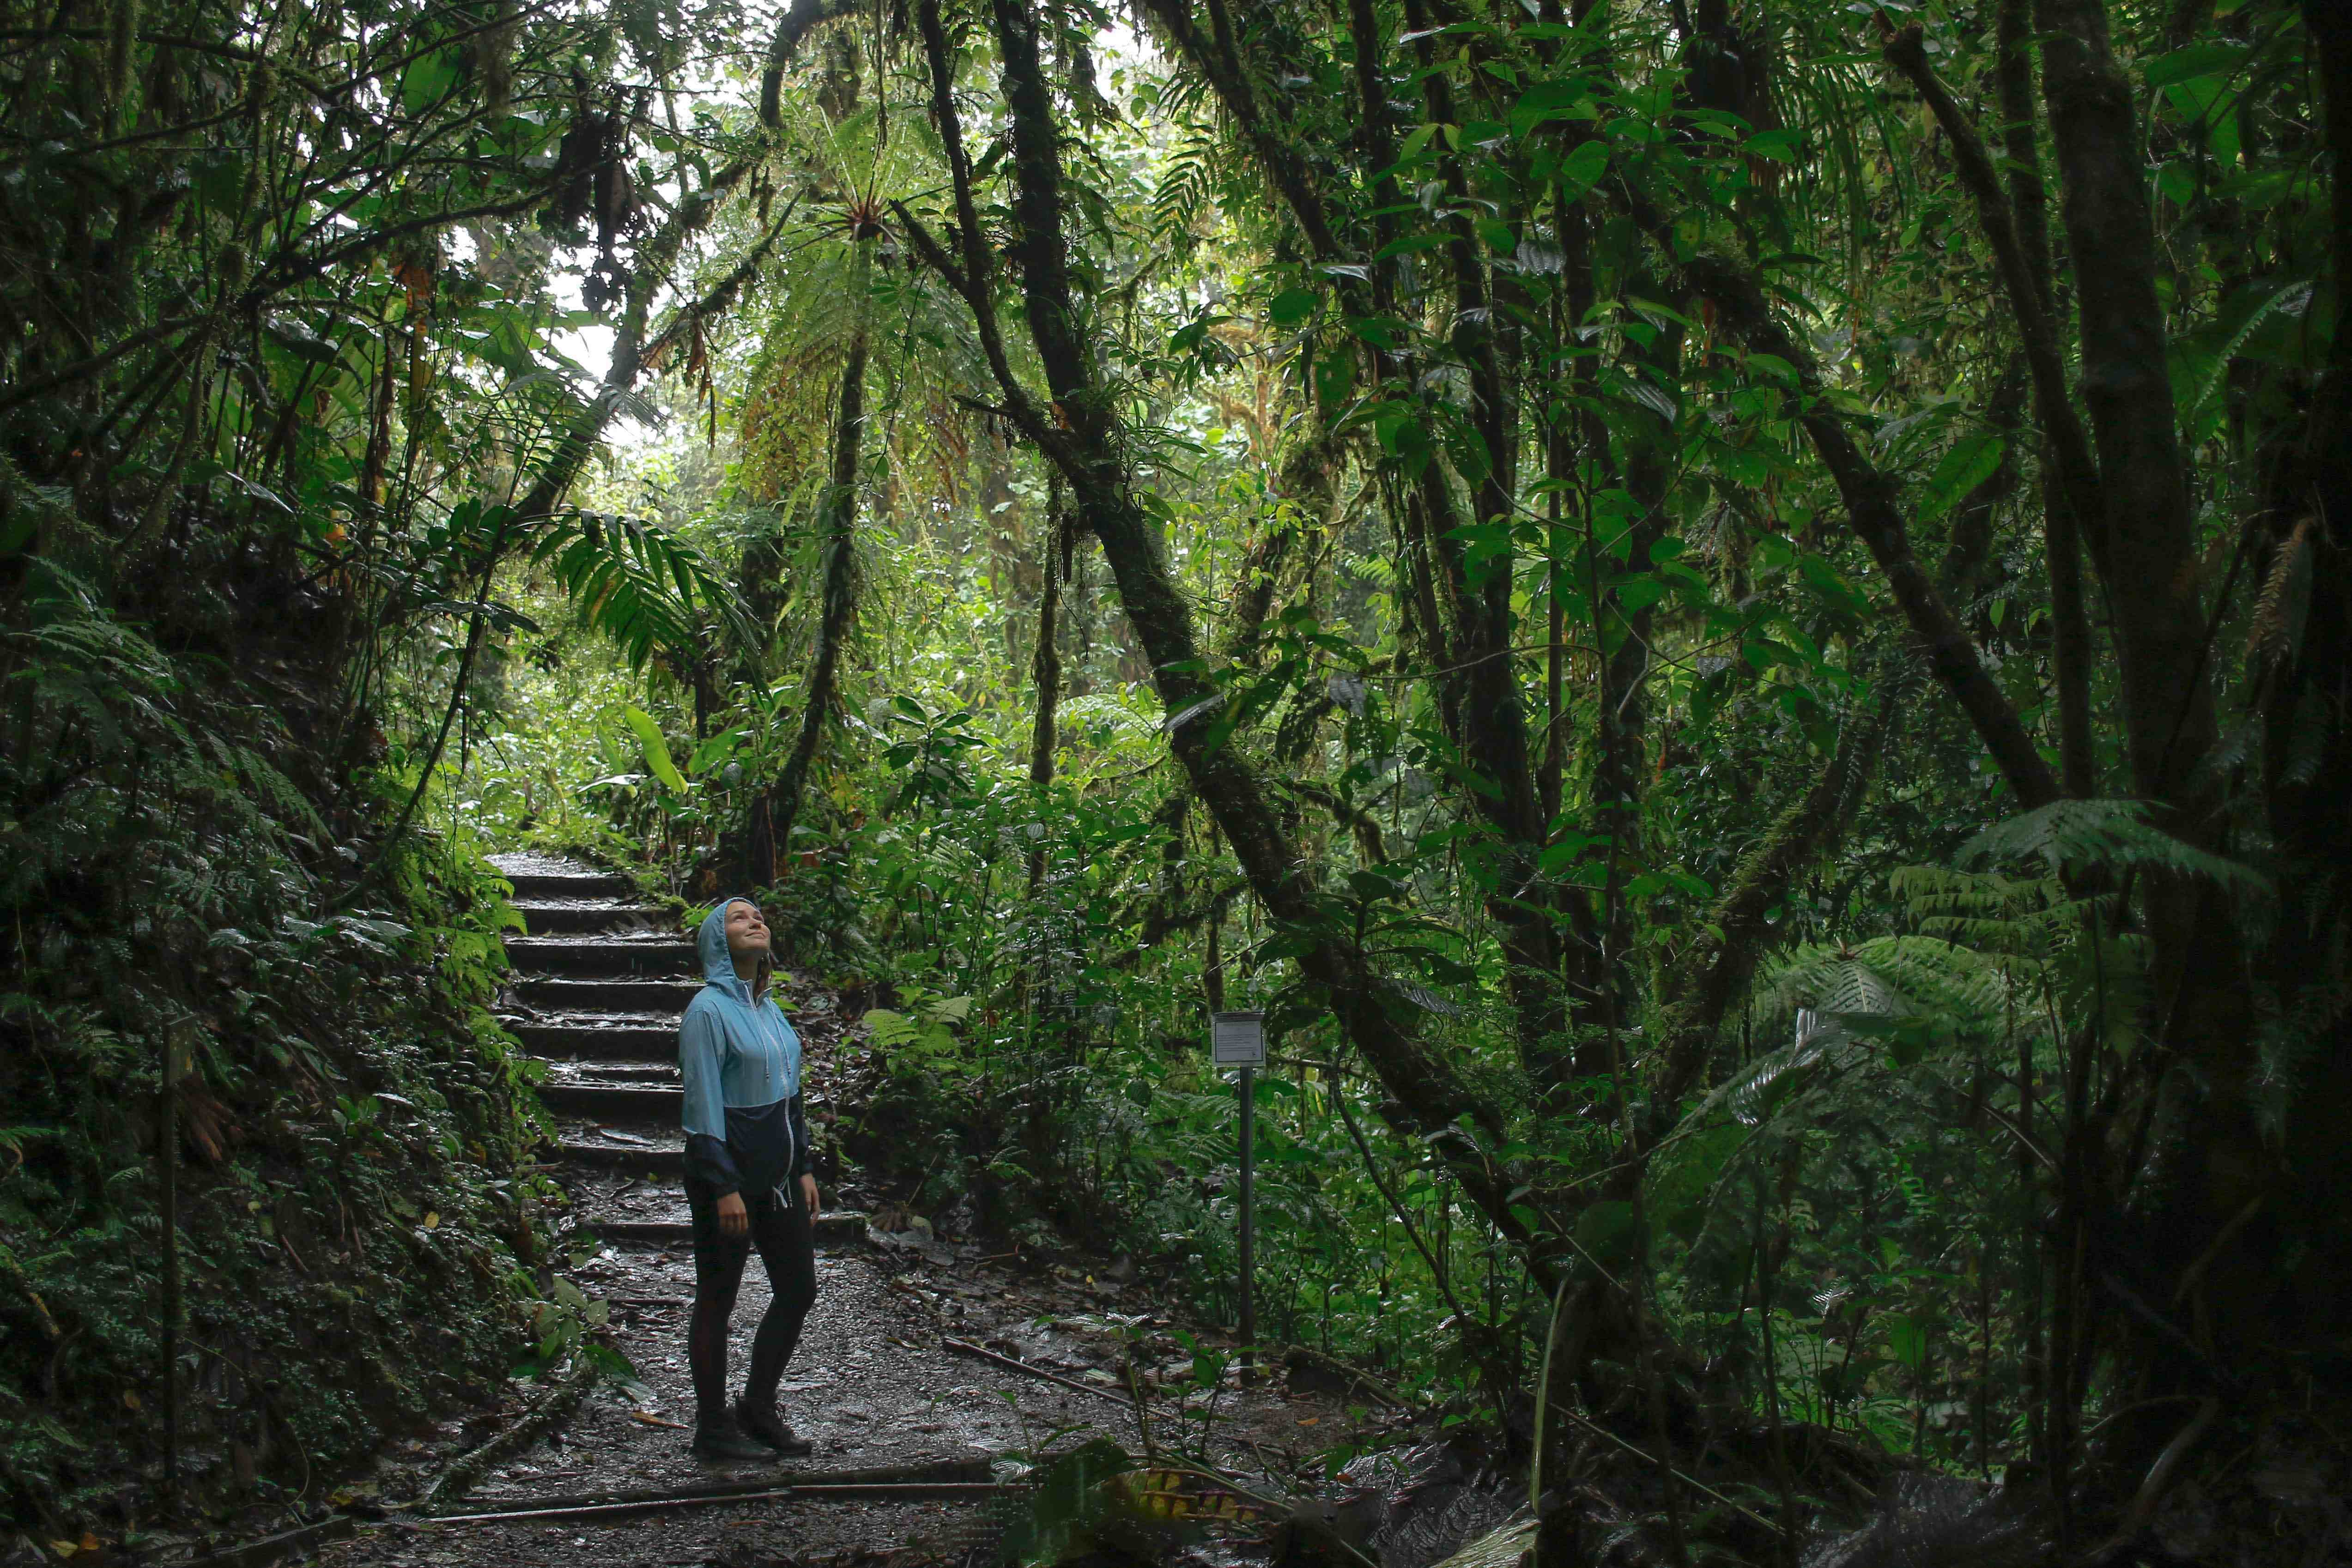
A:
[1318,1440,1523,1568]
[1800,1473,2046,1568]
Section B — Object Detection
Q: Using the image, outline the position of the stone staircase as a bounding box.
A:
[489,853,862,1247]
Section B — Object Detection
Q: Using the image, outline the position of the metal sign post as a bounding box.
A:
[1212,1011,1266,1385]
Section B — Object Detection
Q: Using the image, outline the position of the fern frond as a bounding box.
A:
[2253,979,2352,1143]
[1151,130,1218,250]
[1758,942,1916,1021]
[2187,281,2313,430]
[1958,798,2271,898]
[527,511,755,670]
[1665,1009,1869,1135]
[2246,513,2313,667]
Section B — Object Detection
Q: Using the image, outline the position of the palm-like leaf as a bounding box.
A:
[1958,798,2271,897]
[528,511,755,670]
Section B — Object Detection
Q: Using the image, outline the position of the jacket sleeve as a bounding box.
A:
[679,1003,740,1195]
[787,1092,812,1182]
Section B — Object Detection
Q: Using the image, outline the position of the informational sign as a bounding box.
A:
[1211,1010,1265,1384]
[1211,1010,1267,1066]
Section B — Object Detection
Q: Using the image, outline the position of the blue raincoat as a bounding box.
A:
[679,898,808,1200]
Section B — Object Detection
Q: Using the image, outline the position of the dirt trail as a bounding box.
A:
[311,858,1398,1568]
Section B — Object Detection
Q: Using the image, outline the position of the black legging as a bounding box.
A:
[685,1179,818,1427]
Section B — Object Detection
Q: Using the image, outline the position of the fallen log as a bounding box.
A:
[400,1454,994,1520]
[414,1479,1007,1527]
[409,1355,602,1513]
[943,1334,1133,1408]
[181,1513,357,1568]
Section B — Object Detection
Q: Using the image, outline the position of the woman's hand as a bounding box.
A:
[716,1190,749,1237]
[799,1174,819,1220]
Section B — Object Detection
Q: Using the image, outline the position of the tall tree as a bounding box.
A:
[762,237,873,873]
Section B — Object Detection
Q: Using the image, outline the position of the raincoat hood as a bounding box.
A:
[697,896,763,1000]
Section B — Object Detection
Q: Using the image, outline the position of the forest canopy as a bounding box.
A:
[1,0,2347,1554]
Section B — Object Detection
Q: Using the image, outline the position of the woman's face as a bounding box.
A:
[724,901,770,961]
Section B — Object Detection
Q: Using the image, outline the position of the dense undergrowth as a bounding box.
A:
[454,0,2352,1549]
[6,0,2349,1553]
[469,576,2085,1477]
[0,545,558,1533]
[0,0,718,1525]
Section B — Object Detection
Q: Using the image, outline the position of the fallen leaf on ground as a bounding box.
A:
[630,1409,688,1429]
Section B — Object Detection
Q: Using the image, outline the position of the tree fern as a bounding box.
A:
[526,510,754,672]
[1151,128,1220,253]
[1957,797,2270,898]
[1758,935,2011,1037]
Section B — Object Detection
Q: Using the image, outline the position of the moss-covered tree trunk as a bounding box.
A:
[1142,0,1581,1092]
[904,0,1546,1296]
[1026,478,1065,895]
[762,240,871,877]
[2027,0,2261,1441]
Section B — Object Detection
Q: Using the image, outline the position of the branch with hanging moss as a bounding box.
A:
[758,0,867,129]
[908,0,1550,1286]
[512,164,783,524]
[1880,21,2099,797]
[1669,252,2060,812]
[1638,661,1910,1149]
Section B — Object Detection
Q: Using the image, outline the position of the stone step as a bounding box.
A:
[504,936,698,978]
[512,902,670,936]
[509,1020,678,1061]
[538,1081,683,1119]
[542,1059,678,1080]
[501,869,636,902]
[515,976,700,1014]
[556,1138,684,1174]
[583,1211,870,1247]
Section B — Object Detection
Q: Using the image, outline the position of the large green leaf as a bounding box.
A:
[624,707,688,794]
[1914,432,2005,522]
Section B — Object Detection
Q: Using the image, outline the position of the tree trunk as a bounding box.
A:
[2249,0,2352,1362]
[1576,281,1680,1056]
[1401,0,1563,1072]
[1679,253,2061,811]
[764,241,872,868]
[1883,25,2098,799]
[1991,0,2097,799]
[1643,662,1907,1133]
[909,0,1547,1287]
[1149,0,1570,1086]
[1026,478,1065,894]
[2032,0,2263,1401]
[1224,431,1341,666]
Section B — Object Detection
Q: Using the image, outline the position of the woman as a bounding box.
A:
[678,896,820,1461]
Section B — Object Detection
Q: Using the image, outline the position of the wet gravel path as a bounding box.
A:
[321,1232,1392,1568]
[305,859,1394,1568]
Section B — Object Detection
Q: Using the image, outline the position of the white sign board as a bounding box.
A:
[1211,1011,1266,1066]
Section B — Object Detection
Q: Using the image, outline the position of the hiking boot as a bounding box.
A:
[691,1415,778,1463]
[734,1398,814,1457]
